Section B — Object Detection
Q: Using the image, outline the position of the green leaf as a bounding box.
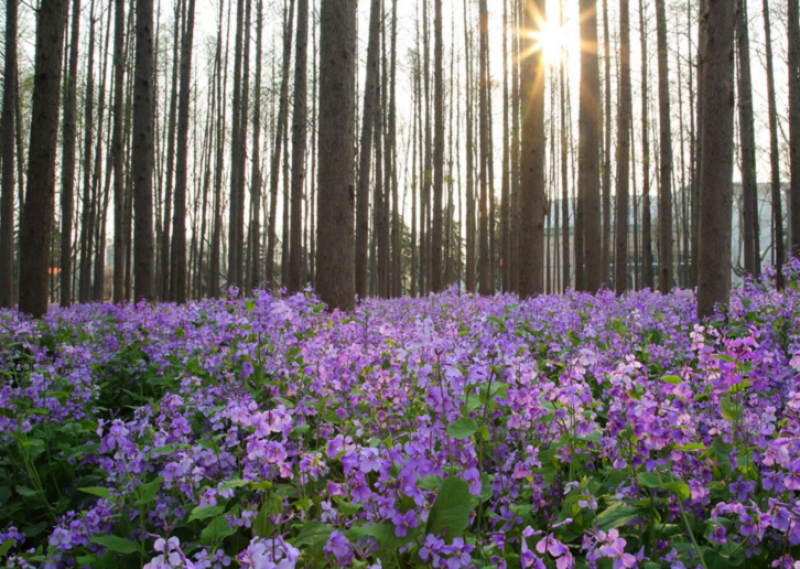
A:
[89,536,139,555]
[637,472,691,501]
[0,539,14,557]
[200,516,237,546]
[660,375,683,385]
[134,476,163,506]
[678,443,706,452]
[596,502,643,531]
[446,418,478,440]
[425,477,474,539]
[79,486,110,500]
[188,505,225,522]
[220,478,250,490]
[15,485,39,498]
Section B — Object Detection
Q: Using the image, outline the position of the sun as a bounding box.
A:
[530,17,566,65]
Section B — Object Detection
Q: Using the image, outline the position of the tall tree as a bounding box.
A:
[228,0,246,291]
[431,0,444,291]
[315,0,357,310]
[266,0,295,289]
[519,0,546,297]
[478,0,491,294]
[112,0,126,302]
[249,0,265,290]
[79,2,97,303]
[18,0,68,317]
[736,0,758,277]
[288,0,308,292]
[0,0,18,308]
[639,0,653,290]
[789,0,800,256]
[170,0,196,304]
[602,0,611,286]
[656,0,674,293]
[132,0,156,300]
[356,0,382,297]
[580,0,602,293]
[697,0,735,319]
[614,0,632,296]
[763,0,784,288]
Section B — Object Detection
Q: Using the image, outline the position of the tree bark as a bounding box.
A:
[519,0,546,297]
[656,0,674,293]
[132,0,156,301]
[614,0,632,296]
[112,0,126,302]
[581,0,602,293]
[0,0,18,308]
[602,0,611,287]
[639,0,654,290]
[735,0,758,277]
[287,0,308,293]
[697,0,735,319]
[763,0,785,288]
[18,0,68,317]
[789,0,800,256]
[315,0,357,311]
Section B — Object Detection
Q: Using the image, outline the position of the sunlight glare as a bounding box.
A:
[530,17,566,65]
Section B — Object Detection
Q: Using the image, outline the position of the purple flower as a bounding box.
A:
[391,510,419,538]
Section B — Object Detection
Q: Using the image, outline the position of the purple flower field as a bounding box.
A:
[3,270,800,569]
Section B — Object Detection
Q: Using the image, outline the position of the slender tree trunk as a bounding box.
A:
[132,0,156,300]
[315,0,357,310]
[389,0,401,297]
[464,0,475,293]
[356,0,382,297]
[477,0,490,294]
[639,0,654,290]
[18,0,68,317]
[0,0,18,308]
[615,0,632,296]
[789,0,800,256]
[763,0,785,288]
[288,0,307,292]
[602,0,611,287]
[519,0,546,297]
[430,0,445,291]
[169,0,195,304]
[249,0,265,291]
[735,0,758,277]
[79,4,97,303]
[581,0,602,293]
[697,0,735,319]
[692,0,707,287]
[227,0,245,292]
[112,0,126,302]
[656,0,674,293]
[267,0,295,289]
[560,0,570,292]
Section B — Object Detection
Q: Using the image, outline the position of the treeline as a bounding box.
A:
[0,0,799,319]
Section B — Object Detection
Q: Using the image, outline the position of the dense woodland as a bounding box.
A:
[0,0,799,318]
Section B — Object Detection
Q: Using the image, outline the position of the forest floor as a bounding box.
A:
[2,272,800,568]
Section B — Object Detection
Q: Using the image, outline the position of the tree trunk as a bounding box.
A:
[560,0,570,292]
[697,0,735,319]
[656,0,674,293]
[169,0,195,304]
[0,0,18,308]
[355,0,382,298]
[79,4,97,303]
[18,0,68,317]
[112,0,126,302]
[248,0,264,291]
[430,0,445,292]
[478,0,491,294]
[639,0,654,290]
[763,0,785,288]
[315,0,357,310]
[519,0,546,297]
[602,0,611,287]
[789,0,800,256]
[581,0,602,293]
[734,0,758,277]
[132,0,156,301]
[464,0,476,293]
[266,0,295,290]
[614,0,632,296]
